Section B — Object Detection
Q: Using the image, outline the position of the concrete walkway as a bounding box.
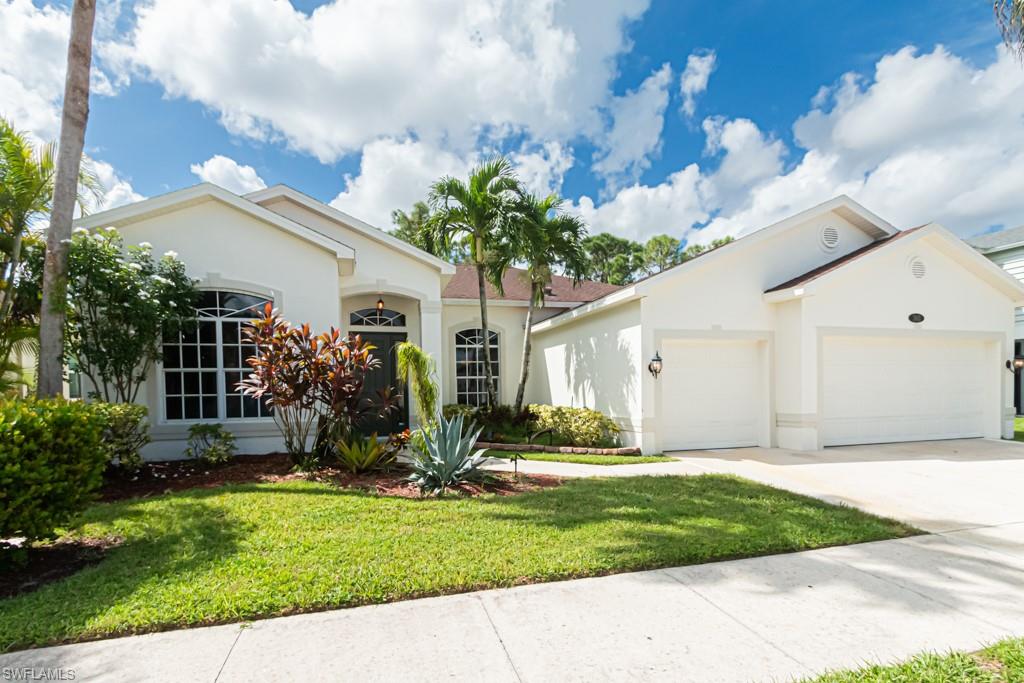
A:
[2,524,1022,682]
[5,439,1024,682]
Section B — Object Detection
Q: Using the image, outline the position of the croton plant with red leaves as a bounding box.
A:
[238,304,399,469]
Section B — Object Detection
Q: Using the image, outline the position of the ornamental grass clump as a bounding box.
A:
[408,412,487,496]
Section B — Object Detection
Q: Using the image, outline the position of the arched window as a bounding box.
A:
[349,307,406,327]
[161,290,273,421]
[454,328,499,406]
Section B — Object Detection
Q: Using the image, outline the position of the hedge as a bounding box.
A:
[0,399,109,542]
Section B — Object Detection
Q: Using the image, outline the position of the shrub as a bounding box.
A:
[0,399,108,542]
[408,413,487,495]
[92,403,149,472]
[396,342,438,426]
[334,434,396,474]
[184,424,237,465]
[442,404,477,421]
[528,404,620,448]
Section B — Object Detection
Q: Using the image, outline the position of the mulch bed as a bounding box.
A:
[0,535,123,599]
[100,453,563,503]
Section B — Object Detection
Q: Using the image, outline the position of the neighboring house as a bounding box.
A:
[967,226,1024,415]
[72,183,615,459]
[75,186,1024,458]
[525,196,1024,454]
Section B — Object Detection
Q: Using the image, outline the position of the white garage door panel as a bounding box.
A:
[822,336,990,446]
[661,339,763,450]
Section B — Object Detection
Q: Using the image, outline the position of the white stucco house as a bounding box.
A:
[75,185,1024,458]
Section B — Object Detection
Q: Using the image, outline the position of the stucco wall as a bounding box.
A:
[112,198,343,459]
[528,300,643,447]
[441,303,528,407]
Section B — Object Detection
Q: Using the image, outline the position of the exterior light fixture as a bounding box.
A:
[1007,357,1024,372]
[648,351,663,379]
[376,297,385,312]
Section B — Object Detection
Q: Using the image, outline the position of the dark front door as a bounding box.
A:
[354,331,409,435]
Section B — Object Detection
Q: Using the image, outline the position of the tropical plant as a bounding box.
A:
[429,157,523,408]
[395,341,438,426]
[0,397,108,542]
[334,433,399,474]
[407,412,488,495]
[391,201,467,262]
[92,402,150,472]
[996,0,1024,58]
[22,229,199,403]
[185,423,236,465]
[38,0,98,398]
[239,305,398,470]
[490,193,587,414]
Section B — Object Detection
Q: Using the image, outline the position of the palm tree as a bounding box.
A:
[996,0,1024,58]
[494,193,587,414]
[429,157,522,408]
[0,119,99,326]
[38,0,97,398]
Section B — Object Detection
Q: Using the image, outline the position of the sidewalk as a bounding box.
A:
[3,522,1022,682]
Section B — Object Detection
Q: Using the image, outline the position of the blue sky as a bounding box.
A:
[2,0,1021,243]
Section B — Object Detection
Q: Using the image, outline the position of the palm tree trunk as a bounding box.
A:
[476,259,499,408]
[38,0,96,398]
[0,229,24,323]
[513,282,538,414]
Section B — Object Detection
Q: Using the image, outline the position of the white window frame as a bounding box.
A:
[158,290,274,424]
[454,328,499,407]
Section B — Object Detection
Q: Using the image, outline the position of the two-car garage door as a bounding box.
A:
[659,335,993,451]
[821,336,990,446]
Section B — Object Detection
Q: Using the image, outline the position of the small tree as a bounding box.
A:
[27,228,198,402]
[396,341,439,426]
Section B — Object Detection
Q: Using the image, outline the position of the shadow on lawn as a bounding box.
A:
[0,492,248,651]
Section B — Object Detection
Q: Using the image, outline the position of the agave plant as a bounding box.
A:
[408,413,487,495]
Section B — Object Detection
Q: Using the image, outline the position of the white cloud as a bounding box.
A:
[113,0,650,163]
[592,63,672,191]
[679,50,716,117]
[91,160,145,211]
[190,155,267,194]
[578,45,1024,245]
[510,141,575,197]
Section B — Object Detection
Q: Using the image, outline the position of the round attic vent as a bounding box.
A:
[820,225,840,251]
[909,257,927,279]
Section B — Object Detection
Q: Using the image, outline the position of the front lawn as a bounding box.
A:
[807,637,1024,682]
[0,474,914,651]
[490,451,675,466]
[1014,416,1024,442]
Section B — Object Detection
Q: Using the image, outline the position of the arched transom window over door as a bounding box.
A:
[349,308,406,327]
[161,290,273,421]
[454,328,499,407]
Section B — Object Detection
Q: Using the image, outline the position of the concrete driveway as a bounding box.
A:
[677,438,1024,534]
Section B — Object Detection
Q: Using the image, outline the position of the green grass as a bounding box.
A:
[489,450,675,465]
[0,474,915,651]
[807,637,1024,682]
[1014,416,1024,442]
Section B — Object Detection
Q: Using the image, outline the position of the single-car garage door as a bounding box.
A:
[821,336,991,446]
[660,339,765,450]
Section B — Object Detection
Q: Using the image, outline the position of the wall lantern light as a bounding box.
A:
[376,297,385,312]
[1007,357,1024,372]
[648,351,663,379]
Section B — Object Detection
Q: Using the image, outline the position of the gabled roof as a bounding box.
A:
[765,223,1024,303]
[532,195,897,333]
[245,184,456,275]
[764,226,924,293]
[73,183,356,260]
[443,264,620,304]
[967,224,1024,253]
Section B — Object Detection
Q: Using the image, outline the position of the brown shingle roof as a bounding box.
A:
[443,264,621,303]
[764,226,924,293]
